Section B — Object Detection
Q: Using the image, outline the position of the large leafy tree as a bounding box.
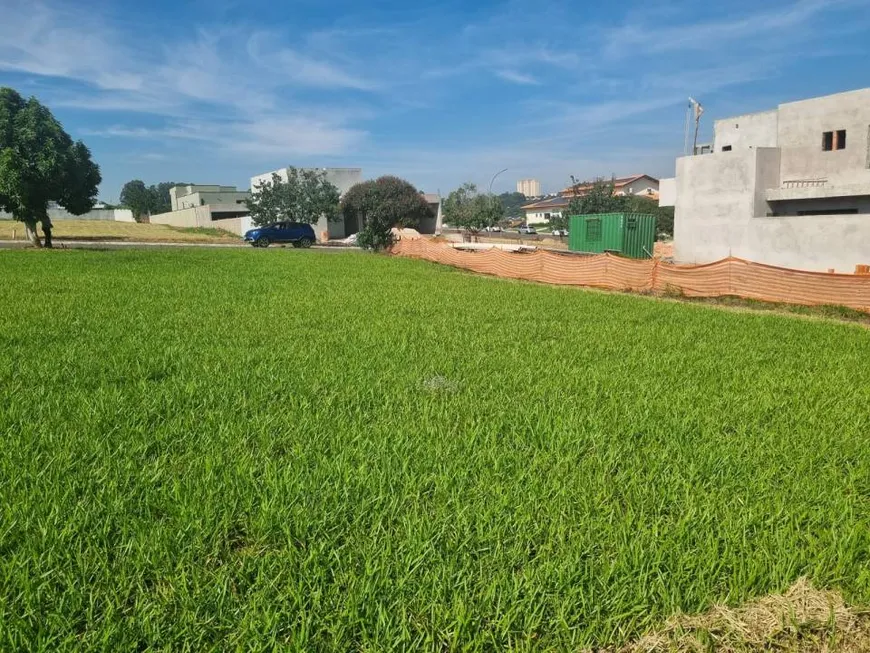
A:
[0,87,101,247]
[120,180,154,220]
[498,191,528,218]
[565,177,627,219]
[120,180,191,221]
[342,176,433,251]
[443,183,504,236]
[246,168,340,227]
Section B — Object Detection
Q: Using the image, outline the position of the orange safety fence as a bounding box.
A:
[391,240,870,313]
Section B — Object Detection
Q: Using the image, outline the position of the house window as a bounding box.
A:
[586,218,602,242]
[722,145,732,152]
[823,130,846,151]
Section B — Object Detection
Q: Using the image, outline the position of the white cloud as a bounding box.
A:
[603,0,866,58]
[495,70,541,85]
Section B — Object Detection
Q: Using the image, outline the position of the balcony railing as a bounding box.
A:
[781,178,828,189]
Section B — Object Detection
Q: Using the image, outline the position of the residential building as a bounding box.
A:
[660,87,870,272]
[250,167,362,241]
[559,174,659,198]
[520,174,660,224]
[522,196,569,224]
[170,185,250,211]
[151,183,252,235]
[421,193,444,234]
[517,179,541,198]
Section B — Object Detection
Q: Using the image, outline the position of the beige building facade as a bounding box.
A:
[516,179,541,198]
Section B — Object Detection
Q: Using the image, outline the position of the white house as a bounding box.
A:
[250,168,363,242]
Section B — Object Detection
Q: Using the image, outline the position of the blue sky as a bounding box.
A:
[1,0,869,201]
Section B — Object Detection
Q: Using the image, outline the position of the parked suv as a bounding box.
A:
[517,225,537,235]
[244,222,316,248]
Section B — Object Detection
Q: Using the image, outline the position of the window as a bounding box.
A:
[722,145,732,152]
[797,208,857,216]
[823,130,847,151]
[586,218,602,242]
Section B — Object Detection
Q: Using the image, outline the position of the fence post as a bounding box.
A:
[651,257,659,292]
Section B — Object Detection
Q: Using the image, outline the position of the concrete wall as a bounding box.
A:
[0,208,135,221]
[714,110,778,151]
[674,148,759,262]
[150,205,252,236]
[674,147,870,271]
[777,88,870,186]
[659,178,676,207]
[173,191,250,210]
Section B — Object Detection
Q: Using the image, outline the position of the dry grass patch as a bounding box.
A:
[605,579,870,652]
[0,219,239,243]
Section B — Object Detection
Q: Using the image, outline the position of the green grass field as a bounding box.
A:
[1,248,869,651]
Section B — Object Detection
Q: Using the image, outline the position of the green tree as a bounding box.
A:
[0,87,101,247]
[565,177,627,218]
[626,194,674,238]
[246,168,340,227]
[120,180,154,221]
[153,182,190,215]
[342,176,434,251]
[443,183,504,236]
[498,191,528,217]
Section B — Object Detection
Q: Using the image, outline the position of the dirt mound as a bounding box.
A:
[602,578,870,652]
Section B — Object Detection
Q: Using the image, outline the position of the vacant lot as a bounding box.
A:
[1,249,868,651]
[0,219,239,243]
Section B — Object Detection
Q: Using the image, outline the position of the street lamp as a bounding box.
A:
[489,168,508,194]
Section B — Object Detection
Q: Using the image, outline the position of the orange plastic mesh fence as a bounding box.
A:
[392,240,870,313]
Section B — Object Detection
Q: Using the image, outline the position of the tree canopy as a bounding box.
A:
[246,168,340,227]
[342,176,433,251]
[498,191,529,218]
[0,87,101,246]
[120,180,192,221]
[565,178,674,238]
[443,183,504,234]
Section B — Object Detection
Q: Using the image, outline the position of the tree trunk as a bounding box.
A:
[23,219,42,247]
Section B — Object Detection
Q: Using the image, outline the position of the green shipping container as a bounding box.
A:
[568,213,656,259]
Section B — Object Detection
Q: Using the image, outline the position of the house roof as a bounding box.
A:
[521,196,571,211]
[559,174,659,196]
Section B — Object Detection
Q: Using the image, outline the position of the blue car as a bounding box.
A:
[244,222,316,248]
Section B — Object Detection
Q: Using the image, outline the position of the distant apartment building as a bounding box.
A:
[517,179,542,198]
[521,175,659,223]
[660,87,870,271]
